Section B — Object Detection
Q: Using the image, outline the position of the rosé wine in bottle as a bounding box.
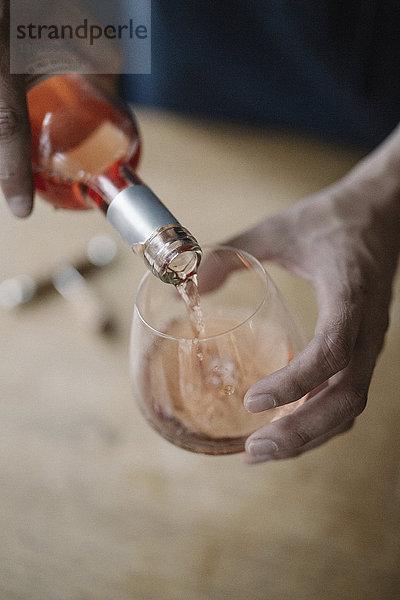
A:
[27,74,201,284]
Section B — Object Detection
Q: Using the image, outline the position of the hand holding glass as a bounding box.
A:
[130,246,306,454]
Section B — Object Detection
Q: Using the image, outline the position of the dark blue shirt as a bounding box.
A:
[121,0,400,150]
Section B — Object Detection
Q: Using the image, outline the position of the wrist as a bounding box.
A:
[327,139,400,263]
[341,126,400,217]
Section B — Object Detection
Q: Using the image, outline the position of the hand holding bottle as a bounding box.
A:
[1,3,200,284]
[0,0,119,218]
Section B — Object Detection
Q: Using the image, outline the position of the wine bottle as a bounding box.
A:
[27,74,202,284]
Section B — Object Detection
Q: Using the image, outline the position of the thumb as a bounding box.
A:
[0,77,33,217]
[198,212,292,294]
[0,8,34,217]
[224,212,293,263]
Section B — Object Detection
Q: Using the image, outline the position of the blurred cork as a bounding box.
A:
[0,235,118,335]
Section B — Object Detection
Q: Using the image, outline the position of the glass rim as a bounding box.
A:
[134,245,270,342]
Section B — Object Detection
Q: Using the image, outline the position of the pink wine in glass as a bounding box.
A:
[131,246,307,454]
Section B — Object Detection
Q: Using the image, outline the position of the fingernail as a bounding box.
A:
[243,453,275,465]
[7,195,32,218]
[246,439,279,457]
[245,393,276,412]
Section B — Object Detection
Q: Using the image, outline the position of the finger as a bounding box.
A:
[0,12,33,217]
[243,419,354,464]
[197,241,274,295]
[196,246,240,294]
[306,379,329,400]
[244,375,365,458]
[243,314,381,460]
[198,212,297,294]
[225,211,300,268]
[244,292,362,412]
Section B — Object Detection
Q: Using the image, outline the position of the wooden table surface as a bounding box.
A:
[0,109,399,600]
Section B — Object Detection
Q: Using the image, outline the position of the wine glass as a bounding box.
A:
[130,246,307,454]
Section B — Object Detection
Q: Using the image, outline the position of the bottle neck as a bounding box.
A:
[85,163,142,214]
[87,166,202,284]
[140,224,202,284]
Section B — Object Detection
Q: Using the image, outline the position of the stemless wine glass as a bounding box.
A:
[130,246,307,454]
